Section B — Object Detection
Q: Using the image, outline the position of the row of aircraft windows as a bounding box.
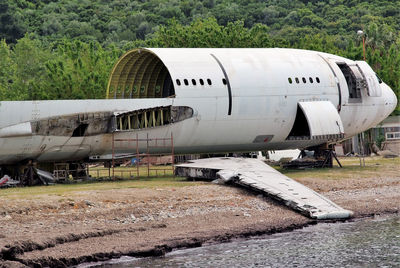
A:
[177,77,319,86]
[288,77,320,84]
[176,78,228,86]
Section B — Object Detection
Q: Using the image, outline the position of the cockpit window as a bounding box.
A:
[376,74,383,84]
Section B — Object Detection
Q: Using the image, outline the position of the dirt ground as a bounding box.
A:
[0,157,399,267]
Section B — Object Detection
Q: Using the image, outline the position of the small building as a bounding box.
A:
[335,115,400,156]
[377,115,400,154]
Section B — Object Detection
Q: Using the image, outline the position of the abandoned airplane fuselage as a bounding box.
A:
[0,48,397,164]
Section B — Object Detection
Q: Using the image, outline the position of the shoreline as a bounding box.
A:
[76,211,399,268]
[2,213,399,268]
[2,211,399,268]
[1,157,399,267]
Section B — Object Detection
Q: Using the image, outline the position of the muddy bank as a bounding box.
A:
[1,160,399,267]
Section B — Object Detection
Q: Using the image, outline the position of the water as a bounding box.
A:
[82,216,400,268]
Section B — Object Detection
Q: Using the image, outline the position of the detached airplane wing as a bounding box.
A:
[176,157,353,220]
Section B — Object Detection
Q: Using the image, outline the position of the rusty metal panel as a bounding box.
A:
[298,101,344,139]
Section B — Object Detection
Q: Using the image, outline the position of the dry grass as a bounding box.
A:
[0,176,205,199]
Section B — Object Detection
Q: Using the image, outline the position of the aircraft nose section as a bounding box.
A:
[382,83,398,117]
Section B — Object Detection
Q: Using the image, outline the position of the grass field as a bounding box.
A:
[278,156,400,180]
[0,176,205,199]
[1,156,398,199]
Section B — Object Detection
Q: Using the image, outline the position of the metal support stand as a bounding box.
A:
[284,144,342,169]
[112,132,115,180]
[20,161,47,186]
[322,149,342,168]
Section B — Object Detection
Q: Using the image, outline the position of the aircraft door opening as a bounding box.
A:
[287,106,310,139]
[336,63,366,102]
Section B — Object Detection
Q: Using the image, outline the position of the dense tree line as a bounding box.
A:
[2,0,400,46]
[0,0,399,114]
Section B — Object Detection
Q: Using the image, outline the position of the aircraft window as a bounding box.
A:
[309,77,313,83]
[295,77,300,84]
[176,79,181,86]
[316,77,320,83]
[199,79,204,85]
[184,79,189,86]
[288,78,293,84]
[302,77,306,83]
[222,78,227,85]
[192,79,196,86]
[207,79,212,85]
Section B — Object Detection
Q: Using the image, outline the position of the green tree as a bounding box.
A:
[151,17,270,48]
[0,0,398,112]
[0,39,16,100]
[0,1,26,43]
[45,40,120,99]
[11,35,51,100]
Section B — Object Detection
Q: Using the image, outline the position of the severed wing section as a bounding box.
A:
[176,157,352,220]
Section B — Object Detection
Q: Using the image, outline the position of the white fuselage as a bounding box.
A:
[0,48,397,164]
